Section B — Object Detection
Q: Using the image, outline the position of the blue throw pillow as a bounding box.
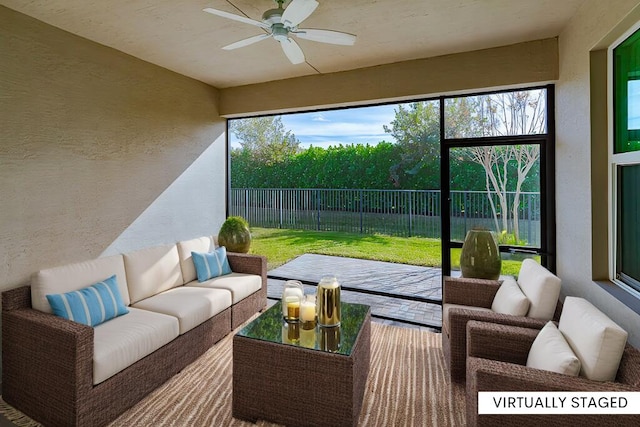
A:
[46,275,129,327]
[192,246,232,282]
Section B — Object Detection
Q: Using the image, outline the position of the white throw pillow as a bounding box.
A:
[526,321,581,376]
[491,277,530,316]
[517,259,561,320]
[559,297,628,381]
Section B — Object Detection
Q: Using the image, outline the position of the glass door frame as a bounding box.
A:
[440,84,557,276]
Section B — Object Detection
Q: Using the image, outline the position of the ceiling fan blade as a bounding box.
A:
[281,0,319,28]
[203,8,270,29]
[293,29,356,46]
[222,34,272,50]
[279,38,305,64]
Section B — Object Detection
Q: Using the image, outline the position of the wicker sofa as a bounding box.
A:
[465,320,640,426]
[2,235,267,427]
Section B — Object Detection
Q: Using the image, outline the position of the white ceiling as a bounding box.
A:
[1,0,585,89]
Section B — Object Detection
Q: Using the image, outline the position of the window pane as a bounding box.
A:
[614,27,640,153]
[444,89,547,139]
[449,145,541,247]
[618,164,640,290]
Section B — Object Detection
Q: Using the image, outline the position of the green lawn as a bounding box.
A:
[248,227,523,276]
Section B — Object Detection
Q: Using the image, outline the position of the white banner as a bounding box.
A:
[478,392,640,414]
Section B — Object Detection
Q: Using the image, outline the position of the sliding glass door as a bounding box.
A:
[440,86,555,276]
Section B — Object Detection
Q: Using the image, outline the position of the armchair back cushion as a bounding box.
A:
[517,259,561,320]
[31,254,130,313]
[559,296,628,381]
[526,321,581,376]
[491,277,530,316]
[177,236,216,284]
[124,244,183,304]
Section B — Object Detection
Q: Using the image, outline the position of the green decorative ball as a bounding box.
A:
[218,216,251,253]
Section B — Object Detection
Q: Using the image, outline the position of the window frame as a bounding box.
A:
[609,20,640,298]
[440,85,556,276]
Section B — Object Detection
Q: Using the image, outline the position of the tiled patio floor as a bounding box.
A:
[266,254,444,332]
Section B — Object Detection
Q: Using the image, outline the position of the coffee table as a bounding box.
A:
[232,301,371,427]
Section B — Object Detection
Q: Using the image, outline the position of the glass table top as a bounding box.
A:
[236,301,370,356]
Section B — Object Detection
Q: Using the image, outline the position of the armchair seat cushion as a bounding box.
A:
[93,307,179,385]
[132,287,232,335]
[526,321,581,376]
[559,296,628,381]
[187,272,262,304]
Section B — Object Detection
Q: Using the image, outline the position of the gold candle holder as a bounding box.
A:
[282,280,303,321]
[285,297,300,321]
[316,276,341,327]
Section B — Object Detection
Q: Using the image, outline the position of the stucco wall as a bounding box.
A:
[0,6,227,293]
[219,38,559,117]
[556,0,640,346]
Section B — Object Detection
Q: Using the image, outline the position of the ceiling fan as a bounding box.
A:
[203,0,356,65]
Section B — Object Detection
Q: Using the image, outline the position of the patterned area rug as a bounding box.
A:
[1,323,466,426]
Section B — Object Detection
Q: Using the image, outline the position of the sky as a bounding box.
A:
[228,85,640,149]
[229,103,401,149]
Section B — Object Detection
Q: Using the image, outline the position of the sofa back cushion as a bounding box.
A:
[491,277,530,316]
[559,296,628,381]
[124,244,183,304]
[177,236,216,284]
[517,259,561,320]
[31,254,130,314]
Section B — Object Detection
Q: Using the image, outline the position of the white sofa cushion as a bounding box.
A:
[526,321,581,376]
[124,244,183,304]
[133,287,232,335]
[517,259,561,320]
[186,272,261,304]
[177,236,216,284]
[93,307,179,385]
[559,297,628,381]
[491,277,530,316]
[31,254,130,314]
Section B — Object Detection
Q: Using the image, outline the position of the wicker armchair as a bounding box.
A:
[465,321,640,427]
[442,275,561,383]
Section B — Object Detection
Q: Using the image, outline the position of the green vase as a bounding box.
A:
[459,230,501,279]
[218,217,252,253]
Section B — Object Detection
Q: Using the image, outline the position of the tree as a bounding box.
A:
[461,90,545,243]
[230,116,301,165]
[385,91,545,243]
[383,102,440,188]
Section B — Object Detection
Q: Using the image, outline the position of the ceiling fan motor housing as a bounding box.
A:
[262,8,284,26]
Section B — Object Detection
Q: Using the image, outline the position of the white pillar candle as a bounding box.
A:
[300,300,316,322]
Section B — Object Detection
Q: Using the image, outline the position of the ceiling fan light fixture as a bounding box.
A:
[272,24,289,42]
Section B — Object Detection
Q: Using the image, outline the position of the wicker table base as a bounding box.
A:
[232,309,371,427]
